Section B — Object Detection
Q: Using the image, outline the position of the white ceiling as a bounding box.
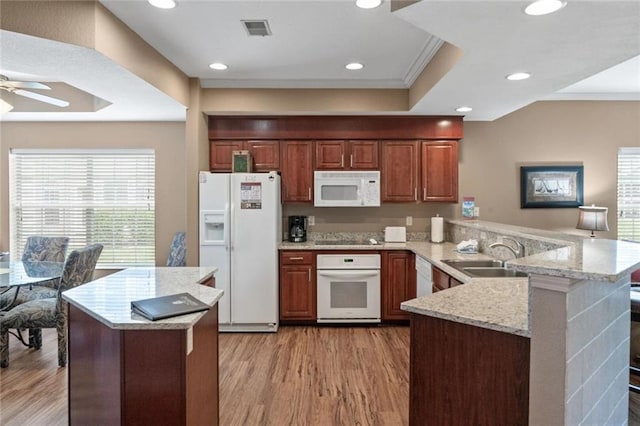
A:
[1,0,639,122]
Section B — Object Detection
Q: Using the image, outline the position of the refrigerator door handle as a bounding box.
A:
[225,200,231,251]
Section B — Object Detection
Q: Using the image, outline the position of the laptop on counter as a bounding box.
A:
[131,292,210,321]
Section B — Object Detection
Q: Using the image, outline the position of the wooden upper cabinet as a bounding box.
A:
[280,141,313,202]
[246,140,280,171]
[381,141,420,202]
[209,140,280,172]
[210,141,243,172]
[315,140,379,170]
[315,140,346,169]
[349,140,379,170]
[421,141,458,202]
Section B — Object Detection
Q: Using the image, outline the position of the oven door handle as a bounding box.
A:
[317,270,380,279]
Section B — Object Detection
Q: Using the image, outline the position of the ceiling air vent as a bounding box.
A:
[242,20,272,37]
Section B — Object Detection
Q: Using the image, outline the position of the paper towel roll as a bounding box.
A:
[431,215,444,243]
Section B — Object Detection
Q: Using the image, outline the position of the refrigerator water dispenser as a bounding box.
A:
[201,212,225,244]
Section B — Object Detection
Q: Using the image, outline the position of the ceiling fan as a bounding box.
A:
[0,74,69,108]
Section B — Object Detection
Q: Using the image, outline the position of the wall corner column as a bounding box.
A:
[529,274,630,425]
[185,78,208,266]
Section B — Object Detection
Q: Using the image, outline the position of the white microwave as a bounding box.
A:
[314,171,381,207]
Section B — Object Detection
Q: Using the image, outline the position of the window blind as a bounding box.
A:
[10,149,155,267]
[618,147,640,242]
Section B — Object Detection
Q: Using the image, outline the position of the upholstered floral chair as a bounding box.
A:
[21,236,70,263]
[166,232,186,267]
[0,236,70,309]
[0,243,103,368]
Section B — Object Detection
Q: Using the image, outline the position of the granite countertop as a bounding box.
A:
[403,241,530,337]
[401,279,530,337]
[507,238,640,283]
[62,266,222,330]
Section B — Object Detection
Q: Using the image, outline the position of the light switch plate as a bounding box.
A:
[473,207,480,217]
[406,216,413,226]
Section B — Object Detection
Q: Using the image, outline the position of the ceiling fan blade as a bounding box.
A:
[5,81,51,90]
[13,89,69,107]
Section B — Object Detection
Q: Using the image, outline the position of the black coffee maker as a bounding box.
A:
[288,216,307,243]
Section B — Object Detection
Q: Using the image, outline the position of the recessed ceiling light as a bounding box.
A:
[356,0,382,9]
[524,0,566,16]
[456,106,472,113]
[345,62,364,71]
[506,72,531,81]
[209,63,228,71]
[148,0,176,9]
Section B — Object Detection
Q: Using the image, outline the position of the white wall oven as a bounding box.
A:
[316,254,381,323]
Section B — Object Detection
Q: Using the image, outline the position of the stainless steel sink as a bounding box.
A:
[461,267,527,278]
[442,259,505,268]
[441,259,527,278]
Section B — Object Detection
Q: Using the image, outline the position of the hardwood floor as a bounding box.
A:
[219,326,410,425]
[0,325,410,425]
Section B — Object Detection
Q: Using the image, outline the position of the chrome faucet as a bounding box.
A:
[489,236,525,259]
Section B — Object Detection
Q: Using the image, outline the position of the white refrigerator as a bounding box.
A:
[199,171,281,332]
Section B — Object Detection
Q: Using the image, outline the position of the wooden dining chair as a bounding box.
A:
[0,243,103,368]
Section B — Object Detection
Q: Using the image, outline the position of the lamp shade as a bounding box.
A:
[576,205,609,237]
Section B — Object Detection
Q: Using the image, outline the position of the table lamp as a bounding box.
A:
[576,205,609,238]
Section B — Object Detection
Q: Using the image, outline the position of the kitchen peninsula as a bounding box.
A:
[62,267,222,425]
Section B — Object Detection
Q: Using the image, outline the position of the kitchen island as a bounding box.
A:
[62,267,222,426]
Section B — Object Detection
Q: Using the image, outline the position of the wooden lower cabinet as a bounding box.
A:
[409,313,530,425]
[432,266,462,292]
[382,251,416,321]
[279,251,316,321]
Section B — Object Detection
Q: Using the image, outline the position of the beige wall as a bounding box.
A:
[460,101,640,239]
[0,121,186,263]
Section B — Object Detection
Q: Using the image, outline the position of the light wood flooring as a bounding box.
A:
[0,325,410,425]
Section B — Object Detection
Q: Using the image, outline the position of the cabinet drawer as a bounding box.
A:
[280,251,313,265]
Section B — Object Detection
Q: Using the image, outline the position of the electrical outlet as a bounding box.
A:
[308,216,315,226]
[406,216,413,226]
[473,207,480,217]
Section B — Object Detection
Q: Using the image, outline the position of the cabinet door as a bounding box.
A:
[349,140,379,170]
[280,265,316,320]
[421,141,458,202]
[382,251,416,320]
[315,140,346,169]
[431,266,450,293]
[247,140,280,171]
[210,141,243,172]
[381,141,420,202]
[280,141,313,202]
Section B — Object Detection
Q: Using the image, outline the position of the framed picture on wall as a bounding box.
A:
[520,165,584,208]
